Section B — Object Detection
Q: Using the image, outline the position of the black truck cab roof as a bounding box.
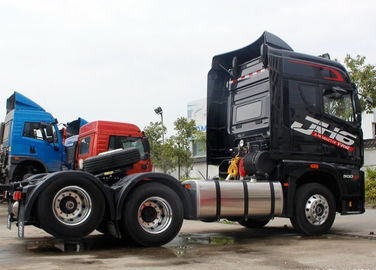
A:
[207,32,362,169]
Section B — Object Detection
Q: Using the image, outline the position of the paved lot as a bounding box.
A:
[0,203,375,270]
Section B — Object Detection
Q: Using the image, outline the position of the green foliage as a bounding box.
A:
[144,117,205,179]
[323,90,355,122]
[344,55,376,113]
[143,121,166,143]
[143,121,176,174]
[172,117,197,179]
[365,167,376,205]
[194,129,206,151]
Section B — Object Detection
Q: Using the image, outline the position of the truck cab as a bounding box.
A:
[0,92,65,183]
[207,31,364,216]
[75,120,152,174]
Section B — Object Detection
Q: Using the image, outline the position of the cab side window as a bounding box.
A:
[323,89,355,122]
[23,122,57,142]
[79,136,91,155]
[108,136,145,159]
[287,81,319,121]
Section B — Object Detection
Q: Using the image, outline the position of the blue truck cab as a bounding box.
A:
[1,92,66,183]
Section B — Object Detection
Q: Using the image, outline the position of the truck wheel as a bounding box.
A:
[36,174,105,239]
[83,148,140,174]
[120,182,183,247]
[290,183,336,235]
[238,218,270,228]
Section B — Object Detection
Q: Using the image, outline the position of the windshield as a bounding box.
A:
[108,136,145,159]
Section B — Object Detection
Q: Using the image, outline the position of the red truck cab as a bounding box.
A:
[76,120,152,174]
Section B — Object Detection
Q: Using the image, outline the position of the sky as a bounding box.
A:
[0,0,375,134]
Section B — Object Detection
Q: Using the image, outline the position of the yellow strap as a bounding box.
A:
[227,154,240,179]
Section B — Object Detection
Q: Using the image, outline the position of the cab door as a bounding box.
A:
[320,87,361,165]
[22,122,63,171]
[287,80,322,161]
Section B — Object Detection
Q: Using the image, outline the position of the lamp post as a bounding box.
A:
[154,106,164,144]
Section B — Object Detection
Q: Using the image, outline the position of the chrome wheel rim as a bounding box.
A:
[52,186,92,226]
[305,194,329,226]
[137,196,172,234]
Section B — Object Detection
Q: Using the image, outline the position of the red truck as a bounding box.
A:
[66,120,152,184]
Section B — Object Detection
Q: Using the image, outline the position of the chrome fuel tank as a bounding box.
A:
[184,180,283,219]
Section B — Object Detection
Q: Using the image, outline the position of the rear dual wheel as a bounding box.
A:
[37,173,105,239]
[120,182,183,247]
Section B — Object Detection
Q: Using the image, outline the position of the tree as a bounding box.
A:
[365,167,376,205]
[144,117,206,179]
[344,55,376,113]
[172,117,197,179]
[143,121,176,174]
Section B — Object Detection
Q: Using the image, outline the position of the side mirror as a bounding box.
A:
[366,96,374,105]
[143,137,151,153]
[230,56,238,78]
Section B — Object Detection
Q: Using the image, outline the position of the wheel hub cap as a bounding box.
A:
[138,197,172,234]
[60,197,77,214]
[305,194,329,226]
[53,186,92,226]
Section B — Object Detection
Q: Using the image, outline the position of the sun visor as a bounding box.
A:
[6,92,45,114]
[211,31,293,69]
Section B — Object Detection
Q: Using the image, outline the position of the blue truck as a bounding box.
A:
[0,92,86,183]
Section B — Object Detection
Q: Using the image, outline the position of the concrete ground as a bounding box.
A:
[0,204,375,270]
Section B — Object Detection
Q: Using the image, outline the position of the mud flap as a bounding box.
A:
[7,202,12,230]
[17,204,25,239]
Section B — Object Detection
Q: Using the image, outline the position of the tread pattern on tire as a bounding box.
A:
[290,183,336,236]
[36,172,105,239]
[120,182,184,247]
[83,147,140,174]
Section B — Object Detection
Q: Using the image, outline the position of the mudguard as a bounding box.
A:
[22,170,115,222]
[283,160,356,216]
[8,156,48,182]
[113,172,193,220]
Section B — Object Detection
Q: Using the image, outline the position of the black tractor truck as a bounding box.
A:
[1,32,366,246]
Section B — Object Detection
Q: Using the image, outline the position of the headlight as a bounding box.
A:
[78,159,84,170]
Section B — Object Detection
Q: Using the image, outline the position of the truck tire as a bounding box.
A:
[120,182,183,247]
[36,174,105,239]
[290,183,336,235]
[83,147,140,174]
[238,218,270,228]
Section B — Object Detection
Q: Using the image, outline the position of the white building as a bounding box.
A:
[361,110,376,140]
[187,98,218,179]
[362,110,376,168]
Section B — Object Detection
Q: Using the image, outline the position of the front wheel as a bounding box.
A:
[290,183,336,235]
[120,182,183,247]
